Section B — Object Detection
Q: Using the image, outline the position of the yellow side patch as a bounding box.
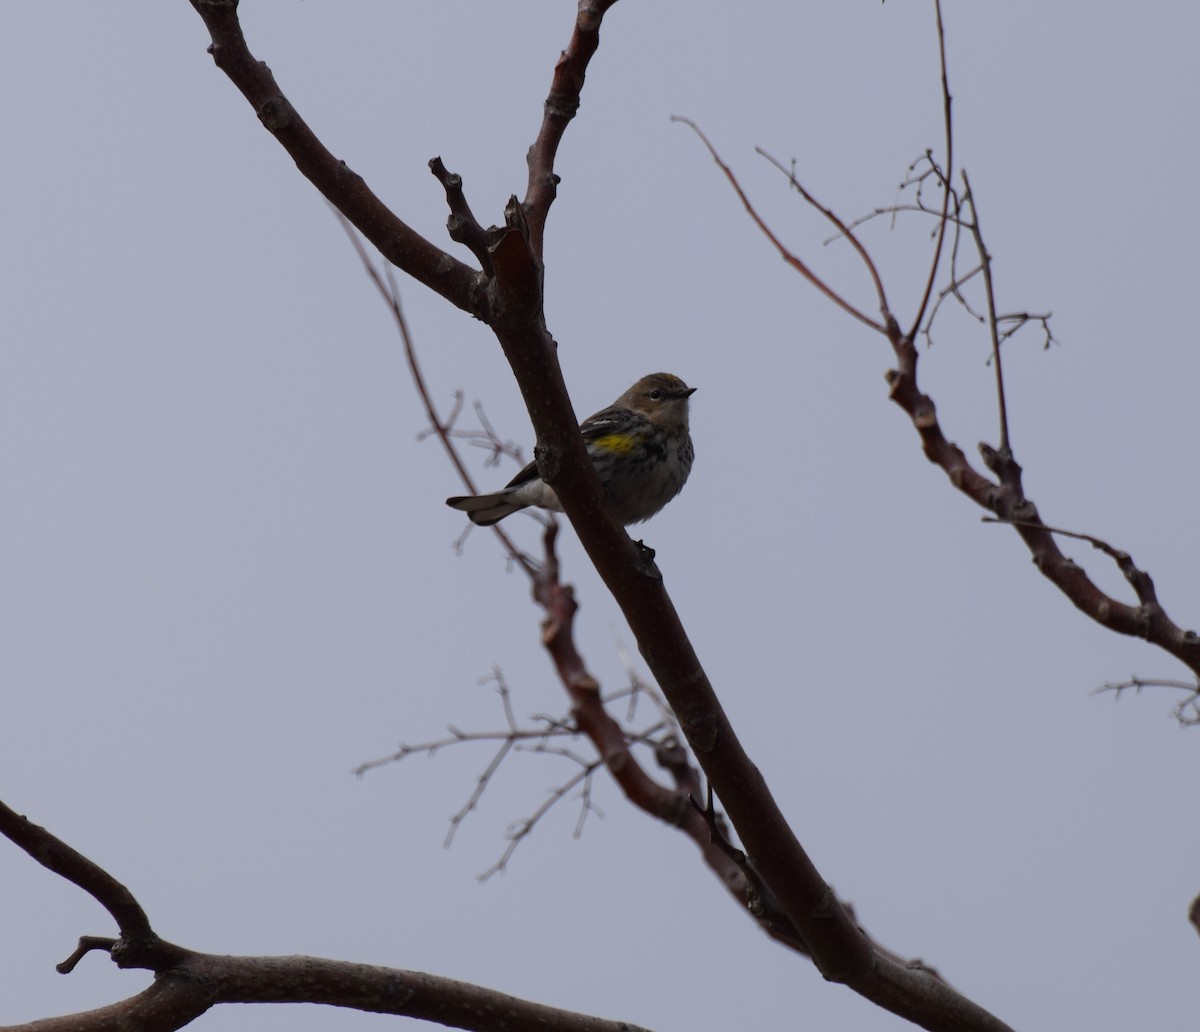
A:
[591,433,639,455]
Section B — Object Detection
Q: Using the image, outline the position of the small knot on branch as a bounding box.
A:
[684,712,719,753]
[576,1,605,32]
[1010,499,1038,523]
[256,95,292,131]
[533,442,560,483]
[633,539,662,581]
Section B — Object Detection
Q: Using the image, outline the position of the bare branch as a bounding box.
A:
[961,170,1011,453]
[756,147,892,322]
[186,3,1023,1026]
[429,157,494,276]
[0,800,652,1032]
[186,2,484,318]
[908,0,954,337]
[425,399,526,469]
[354,670,588,853]
[882,327,1200,676]
[0,800,154,944]
[995,311,1056,350]
[981,516,1163,611]
[478,762,599,881]
[673,117,886,334]
[334,214,537,575]
[524,0,622,259]
[1095,677,1200,726]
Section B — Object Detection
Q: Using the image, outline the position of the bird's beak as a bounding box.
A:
[681,386,697,398]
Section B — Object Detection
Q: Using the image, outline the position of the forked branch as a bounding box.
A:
[188,2,483,318]
[0,800,652,1032]
[684,0,1200,683]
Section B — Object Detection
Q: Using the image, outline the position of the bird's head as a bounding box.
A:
[624,372,696,428]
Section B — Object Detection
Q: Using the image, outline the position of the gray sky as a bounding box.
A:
[2,3,1198,1031]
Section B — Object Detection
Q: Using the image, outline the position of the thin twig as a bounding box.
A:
[908,0,954,338]
[478,762,600,881]
[981,515,1161,609]
[672,116,885,334]
[962,171,1010,454]
[1095,677,1200,726]
[333,212,535,574]
[756,147,891,322]
[821,202,970,245]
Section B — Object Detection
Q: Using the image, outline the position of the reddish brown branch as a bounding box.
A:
[756,147,891,322]
[673,117,885,334]
[983,517,1161,610]
[429,158,494,276]
[188,4,1018,1027]
[884,334,1199,674]
[531,523,760,896]
[334,215,535,575]
[961,171,1010,453]
[684,76,1200,684]
[471,106,1012,1032]
[187,1,484,319]
[527,524,984,1004]
[524,0,621,258]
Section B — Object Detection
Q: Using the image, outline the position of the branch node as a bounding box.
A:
[633,540,662,581]
[912,402,937,430]
[1010,499,1038,522]
[256,95,292,130]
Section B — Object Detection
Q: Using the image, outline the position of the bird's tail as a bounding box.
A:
[445,492,527,526]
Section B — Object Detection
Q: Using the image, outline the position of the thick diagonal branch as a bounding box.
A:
[188,1,484,318]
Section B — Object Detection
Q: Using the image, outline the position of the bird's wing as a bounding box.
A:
[503,457,541,489]
[501,407,629,488]
[579,405,623,439]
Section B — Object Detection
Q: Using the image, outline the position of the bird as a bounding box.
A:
[446,372,696,527]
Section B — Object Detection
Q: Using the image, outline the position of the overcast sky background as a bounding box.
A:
[2,3,1198,1031]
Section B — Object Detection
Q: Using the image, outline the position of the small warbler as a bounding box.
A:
[446,372,696,526]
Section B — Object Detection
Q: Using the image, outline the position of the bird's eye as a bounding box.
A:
[648,389,664,400]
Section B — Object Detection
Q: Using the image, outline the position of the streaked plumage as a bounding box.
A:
[447,372,696,526]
